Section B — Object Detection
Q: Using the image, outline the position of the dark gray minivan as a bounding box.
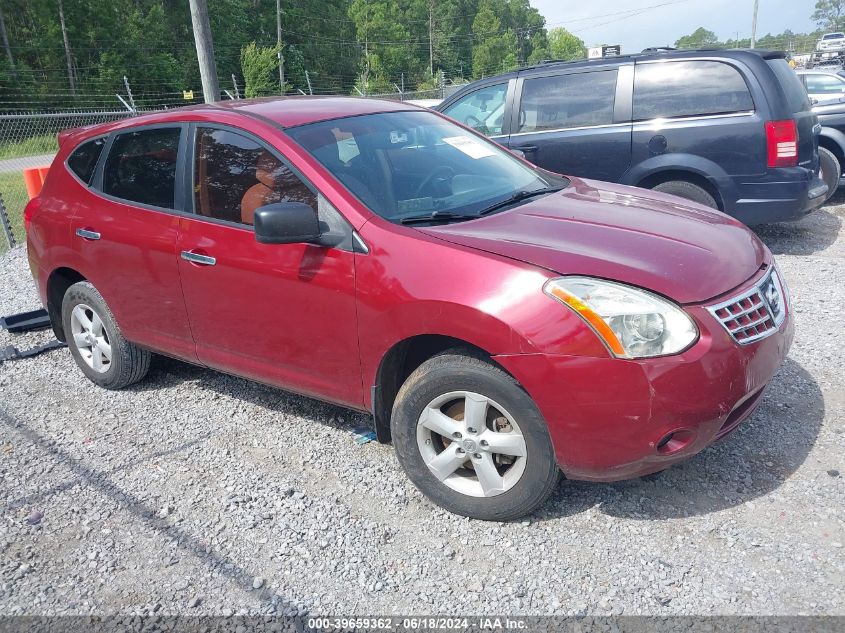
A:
[437,49,826,224]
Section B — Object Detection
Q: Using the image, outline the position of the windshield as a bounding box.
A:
[286,110,562,223]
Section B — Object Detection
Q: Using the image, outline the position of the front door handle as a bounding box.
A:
[512,144,538,154]
[180,250,216,266]
[75,228,101,241]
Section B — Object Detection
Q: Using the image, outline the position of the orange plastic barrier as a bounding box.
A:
[22,166,50,200]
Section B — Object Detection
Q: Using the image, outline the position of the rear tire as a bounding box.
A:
[652,180,718,209]
[391,349,559,521]
[61,281,150,390]
[818,146,840,203]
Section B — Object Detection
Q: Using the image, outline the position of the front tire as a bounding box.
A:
[391,350,559,521]
[652,180,718,209]
[61,281,150,390]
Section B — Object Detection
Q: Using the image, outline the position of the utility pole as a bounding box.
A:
[188,0,220,103]
[0,8,16,76]
[750,0,759,48]
[428,0,434,77]
[276,0,285,94]
[57,0,75,96]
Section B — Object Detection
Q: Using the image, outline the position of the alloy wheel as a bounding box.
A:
[70,303,112,373]
[416,390,527,497]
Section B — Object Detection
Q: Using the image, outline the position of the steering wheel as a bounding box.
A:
[415,166,456,198]
[465,114,482,129]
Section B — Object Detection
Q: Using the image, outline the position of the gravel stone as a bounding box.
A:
[25,511,43,525]
[0,204,843,616]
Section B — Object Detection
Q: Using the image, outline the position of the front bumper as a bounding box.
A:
[494,275,794,481]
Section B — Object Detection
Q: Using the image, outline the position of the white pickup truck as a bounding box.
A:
[811,32,845,67]
[818,32,845,51]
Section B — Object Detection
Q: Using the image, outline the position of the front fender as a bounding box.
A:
[355,219,610,406]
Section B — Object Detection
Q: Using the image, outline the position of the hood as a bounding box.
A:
[419,178,768,304]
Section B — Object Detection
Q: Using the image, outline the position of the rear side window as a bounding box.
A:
[518,70,617,132]
[67,137,106,185]
[767,59,811,113]
[102,127,181,209]
[194,127,316,226]
[633,61,754,120]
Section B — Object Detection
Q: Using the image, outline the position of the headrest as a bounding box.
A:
[255,151,282,187]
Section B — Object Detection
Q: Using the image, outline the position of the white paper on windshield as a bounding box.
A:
[443,135,496,159]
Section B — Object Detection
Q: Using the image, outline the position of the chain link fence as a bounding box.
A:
[0,90,462,253]
[0,109,149,252]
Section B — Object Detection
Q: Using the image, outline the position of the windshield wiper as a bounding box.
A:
[399,210,479,225]
[477,187,564,216]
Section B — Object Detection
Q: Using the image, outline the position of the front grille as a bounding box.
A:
[707,270,787,344]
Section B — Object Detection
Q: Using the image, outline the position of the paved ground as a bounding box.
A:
[0,154,55,174]
[0,200,843,617]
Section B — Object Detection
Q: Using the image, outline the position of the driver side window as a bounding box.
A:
[193,126,316,226]
[442,83,508,137]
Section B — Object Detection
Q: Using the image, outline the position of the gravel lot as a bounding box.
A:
[0,200,843,618]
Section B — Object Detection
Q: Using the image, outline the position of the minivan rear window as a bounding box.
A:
[633,61,754,120]
[767,59,811,113]
[67,137,106,185]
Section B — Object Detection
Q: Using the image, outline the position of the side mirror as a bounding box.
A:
[254,202,320,245]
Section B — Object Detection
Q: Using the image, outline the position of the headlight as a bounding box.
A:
[544,276,698,358]
[772,265,791,312]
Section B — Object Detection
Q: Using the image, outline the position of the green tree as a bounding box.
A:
[471,0,517,77]
[240,42,282,98]
[349,0,420,92]
[546,27,586,61]
[674,27,720,49]
[813,0,845,30]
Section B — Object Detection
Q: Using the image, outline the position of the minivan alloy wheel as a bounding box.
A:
[416,390,527,497]
[70,303,112,373]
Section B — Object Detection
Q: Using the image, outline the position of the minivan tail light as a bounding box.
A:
[765,120,798,168]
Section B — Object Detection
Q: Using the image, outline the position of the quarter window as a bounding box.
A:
[442,82,508,136]
[67,137,106,185]
[633,61,754,120]
[518,70,617,133]
[193,127,316,226]
[102,128,181,209]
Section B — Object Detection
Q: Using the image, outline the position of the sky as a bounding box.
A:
[531,0,818,53]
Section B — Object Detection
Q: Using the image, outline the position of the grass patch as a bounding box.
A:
[0,134,57,160]
[0,171,27,255]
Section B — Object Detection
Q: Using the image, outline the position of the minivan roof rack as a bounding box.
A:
[515,48,785,74]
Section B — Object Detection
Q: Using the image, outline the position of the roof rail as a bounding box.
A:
[513,48,773,75]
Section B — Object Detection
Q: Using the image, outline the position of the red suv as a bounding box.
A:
[25,98,793,520]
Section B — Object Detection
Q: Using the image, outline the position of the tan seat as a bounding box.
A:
[240,152,282,225]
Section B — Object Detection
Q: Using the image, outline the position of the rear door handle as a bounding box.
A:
[180,250,216,266]
[75,228,101,241]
